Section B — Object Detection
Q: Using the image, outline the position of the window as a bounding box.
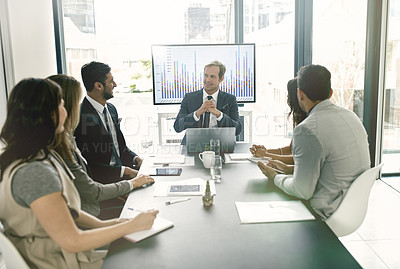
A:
[313,0,367,120]
[243,0,295,146]
[381,0,400,173]
[62,0,234,152]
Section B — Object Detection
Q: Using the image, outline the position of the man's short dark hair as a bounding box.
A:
[297,64,331,101]
[81,61,111,92]
[204,60,226,80]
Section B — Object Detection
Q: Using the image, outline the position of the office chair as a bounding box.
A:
[0,231,30,269]
[325,163,384,237]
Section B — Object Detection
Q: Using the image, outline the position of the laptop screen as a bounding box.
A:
[185,127,236,154]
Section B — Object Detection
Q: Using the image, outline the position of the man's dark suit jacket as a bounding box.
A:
[74,97,138,183]
[173,90,242,144]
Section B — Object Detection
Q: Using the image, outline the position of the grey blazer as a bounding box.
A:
[273,99,370,220]
[65,146,131,216]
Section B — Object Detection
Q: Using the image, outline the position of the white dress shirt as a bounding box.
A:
[86,96,130,181]
[193,89,223,127]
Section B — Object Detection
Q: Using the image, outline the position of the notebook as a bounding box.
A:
[185,127,236,154]
[121,209,174,243]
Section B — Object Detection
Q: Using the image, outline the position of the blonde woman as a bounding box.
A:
[48,74,154,217]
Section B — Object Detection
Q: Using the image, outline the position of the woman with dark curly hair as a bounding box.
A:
[249,78,307,173]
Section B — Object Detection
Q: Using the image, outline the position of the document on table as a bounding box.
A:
[120,209,174,243]
[153,154,185,165]
[235,201,315,223]
[224,153,252,164]
[154,177,216,197]
[224,153,271,164]
[148,155,195,167]
[229,153,253,160]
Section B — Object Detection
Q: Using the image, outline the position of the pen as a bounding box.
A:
[165,197,191,205]
[127,208,144,212]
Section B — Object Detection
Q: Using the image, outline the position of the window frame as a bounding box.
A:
[52,0,387,171]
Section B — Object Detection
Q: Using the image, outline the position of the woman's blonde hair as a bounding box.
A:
[47,74,82,159]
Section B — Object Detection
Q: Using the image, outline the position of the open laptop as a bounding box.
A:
[185,127,236,155]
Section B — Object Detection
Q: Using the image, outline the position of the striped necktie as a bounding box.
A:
[202,95,213,128]
[102,107,122,166]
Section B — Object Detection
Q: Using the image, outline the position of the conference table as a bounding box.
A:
[102,143,361,269]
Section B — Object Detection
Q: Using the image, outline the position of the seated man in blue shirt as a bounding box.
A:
[173,60,242,144]
[258,64,370,220]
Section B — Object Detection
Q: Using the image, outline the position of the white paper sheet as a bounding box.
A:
[153,154,185,165]
[147,156,195,167]
[224,153,251,164]
[224,153,272,164]
[229,153,253,160]
[235,201,315,223]
[154,177,216,197]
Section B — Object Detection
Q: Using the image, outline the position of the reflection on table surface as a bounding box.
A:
[102,143,361,269]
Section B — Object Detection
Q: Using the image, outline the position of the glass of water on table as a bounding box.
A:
[210,155,222,183]
[210,138,220,156]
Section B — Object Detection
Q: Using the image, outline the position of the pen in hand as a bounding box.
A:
[165,197,191,205]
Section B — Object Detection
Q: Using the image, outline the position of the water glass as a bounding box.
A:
[141,138,153,149]
[210,155,222,182]
[210,139,221,156]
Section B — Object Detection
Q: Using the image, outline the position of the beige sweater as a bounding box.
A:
[0,150,104,269]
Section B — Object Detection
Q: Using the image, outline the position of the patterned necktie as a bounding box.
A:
[102,108,110,132]
[102,107,122,166]
[203,95,213,128]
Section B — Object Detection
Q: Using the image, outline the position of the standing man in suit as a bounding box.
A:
[173,60,242,143]
[258,64,370,220]
[75,61,142,184]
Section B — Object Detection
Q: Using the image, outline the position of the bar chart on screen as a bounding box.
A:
[152,44,256,104]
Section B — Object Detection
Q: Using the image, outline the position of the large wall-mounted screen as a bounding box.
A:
[152,43,255,105]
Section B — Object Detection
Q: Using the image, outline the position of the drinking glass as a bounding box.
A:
[210,139,221,156]
[210,155,222,183]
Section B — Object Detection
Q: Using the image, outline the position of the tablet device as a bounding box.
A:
[153,168,182,176]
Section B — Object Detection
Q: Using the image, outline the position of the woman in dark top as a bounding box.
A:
[249,78,307,173]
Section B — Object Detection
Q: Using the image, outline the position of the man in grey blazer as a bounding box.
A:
[173,60,242,144]
[258,64,370,220]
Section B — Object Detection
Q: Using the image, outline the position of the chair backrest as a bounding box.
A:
[325,163,384,237]
[0,232,30,269]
